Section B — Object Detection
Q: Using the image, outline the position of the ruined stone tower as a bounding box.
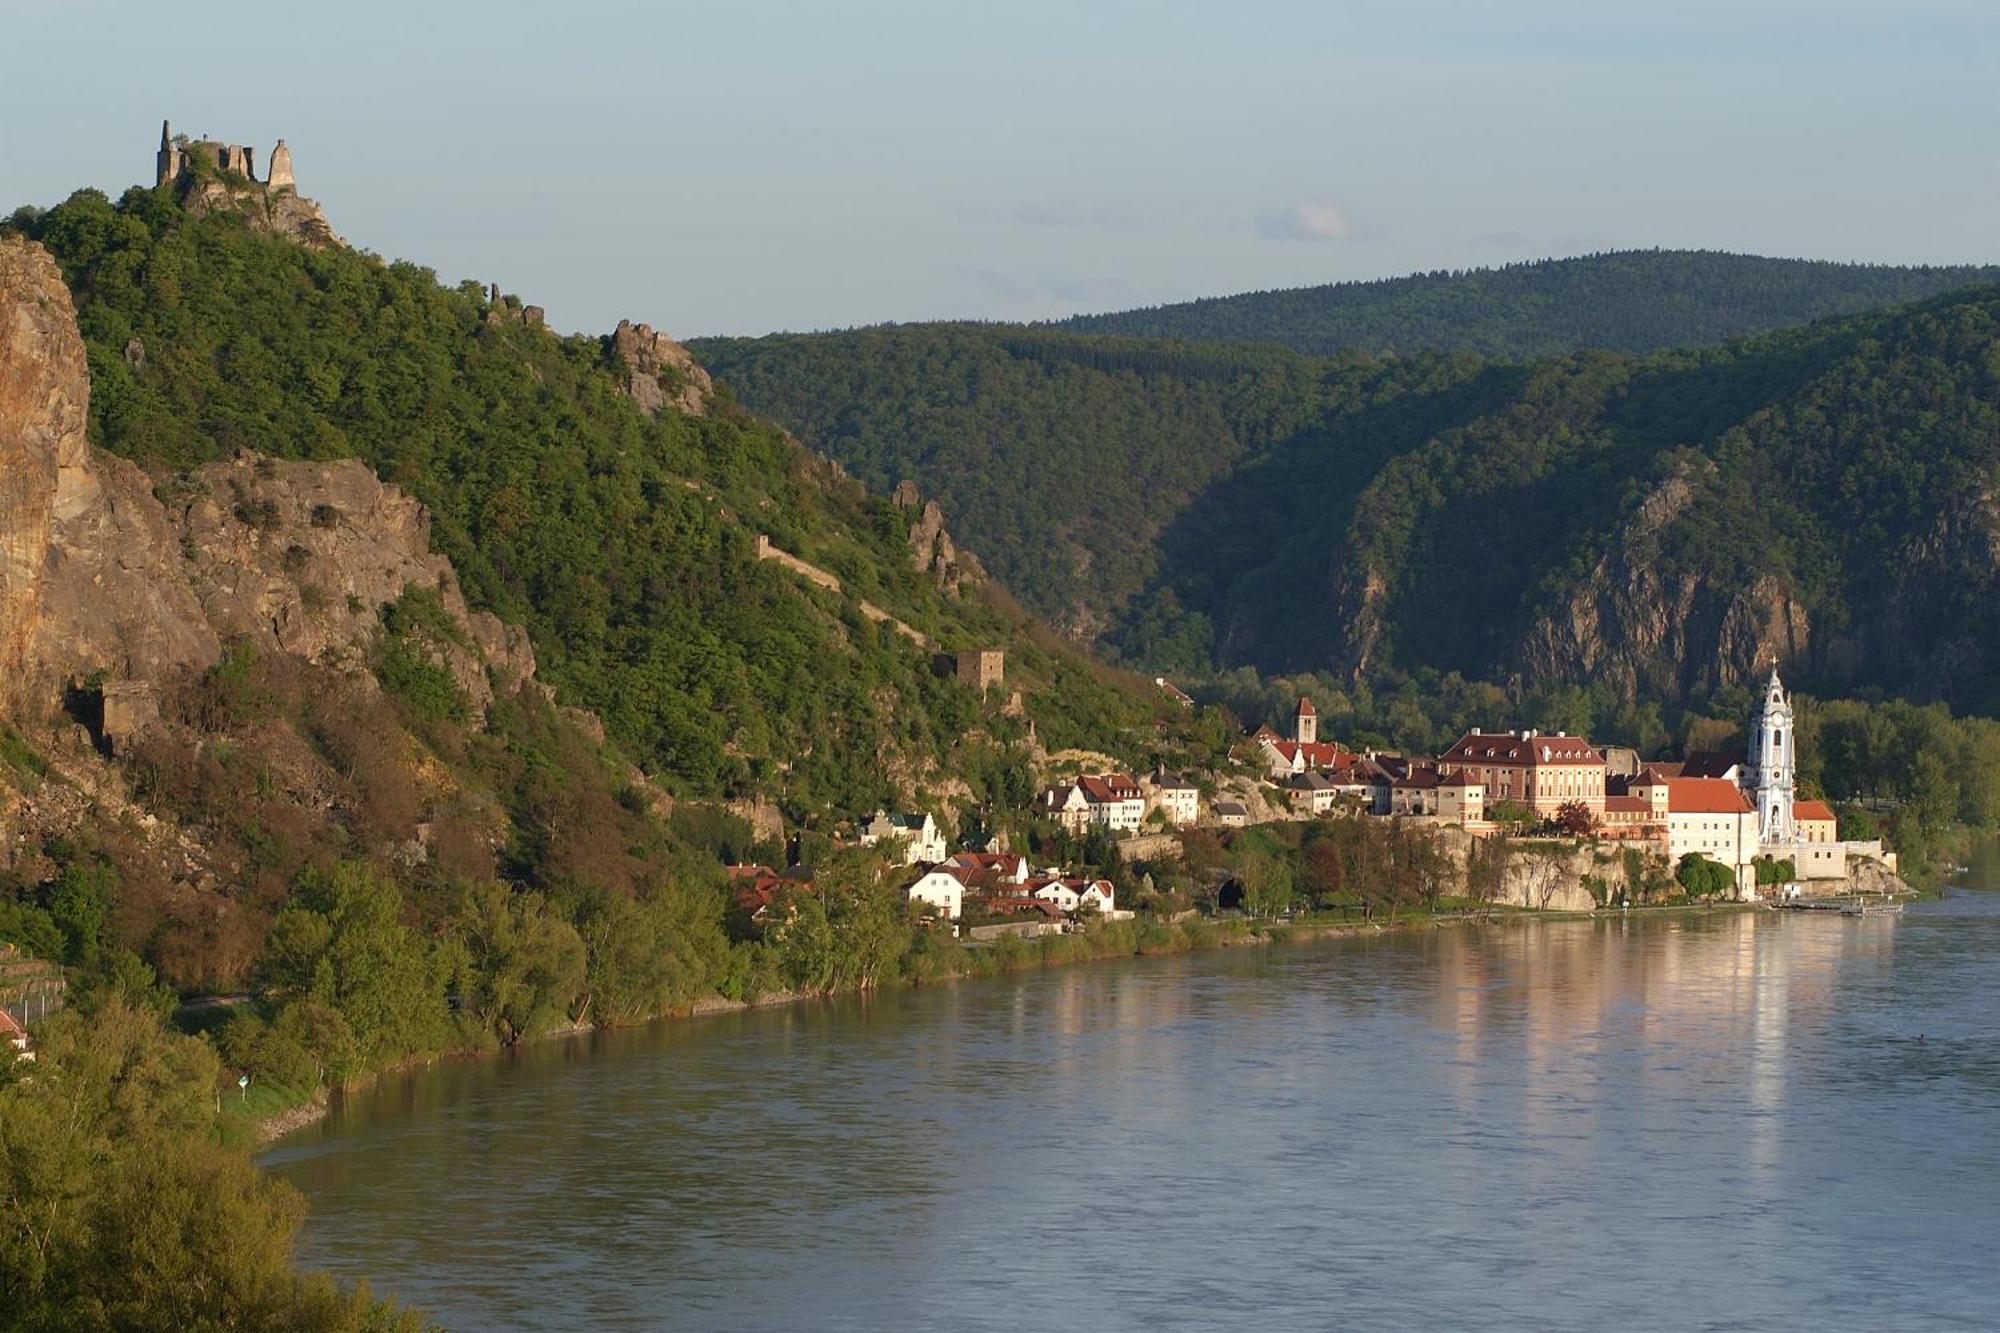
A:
[155,120,182,188]
[267,139,295,191]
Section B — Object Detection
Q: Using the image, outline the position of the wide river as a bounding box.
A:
[269,842,2000,1332]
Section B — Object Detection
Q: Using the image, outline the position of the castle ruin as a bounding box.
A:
[156,120,296,193]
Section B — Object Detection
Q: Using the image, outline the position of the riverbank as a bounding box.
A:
[249,896,1775,1143]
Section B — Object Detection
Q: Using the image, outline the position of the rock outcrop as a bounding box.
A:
[611,320,712,417]
[1516,463,1808,698]
[0,237,536,728]
[890,480,984,592]
[0,237,90,713]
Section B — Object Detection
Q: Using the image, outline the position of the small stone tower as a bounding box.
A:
[267,139,295,191]
[1293,695,1317,745]
[1743,665,1795,845]
[155,120,182,188]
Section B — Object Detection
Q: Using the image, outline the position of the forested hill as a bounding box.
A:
[6,187,1151,817]
[1050,251,2000,359]
[693,285,2000,721]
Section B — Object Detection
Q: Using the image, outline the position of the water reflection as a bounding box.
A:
[271,882,2000,1332]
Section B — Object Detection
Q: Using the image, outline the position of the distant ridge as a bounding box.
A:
[1050,249,2000,359]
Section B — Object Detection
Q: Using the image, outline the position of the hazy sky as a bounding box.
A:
[7,1,1997,337]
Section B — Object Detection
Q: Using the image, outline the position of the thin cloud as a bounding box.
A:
[1256,200,1353,242]
[1010,202,1145,231]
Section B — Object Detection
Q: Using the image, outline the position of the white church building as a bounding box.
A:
[1738,666,1895,887]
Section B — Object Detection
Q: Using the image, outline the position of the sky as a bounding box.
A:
[5,1,1998,337]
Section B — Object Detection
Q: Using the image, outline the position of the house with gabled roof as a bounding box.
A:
[1437,730,1607,816]
[949,851,1030,885]
[904,867,968,921]
[860,810,947,865]
[1146,772,1200,826]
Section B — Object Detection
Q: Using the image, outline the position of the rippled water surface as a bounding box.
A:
[269,851,2000,1331]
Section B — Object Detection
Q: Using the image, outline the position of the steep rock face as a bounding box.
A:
[0,238,537,728]
[171,456,537,713]
[177,175,342,249]
[611,319,712,416]
[0,237,89,712]
[1516,465,1808,697]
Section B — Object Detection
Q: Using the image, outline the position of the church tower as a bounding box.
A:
[1744,665,1795,845]
[1293,696,1317,745]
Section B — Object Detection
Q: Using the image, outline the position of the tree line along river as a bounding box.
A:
[267,838,2000,1332]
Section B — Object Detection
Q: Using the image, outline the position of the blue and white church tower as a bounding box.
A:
[1744,665,1795,845]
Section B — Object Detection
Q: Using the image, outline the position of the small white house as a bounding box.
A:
[904,868,966,920]
[1148,773,1200,826]
[1029,876,1116,916]
[861,810,947,865]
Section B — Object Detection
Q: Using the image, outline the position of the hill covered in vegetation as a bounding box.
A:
[1050,250,2000,359]
[7,186,1156,819]
[693,284,2000,722]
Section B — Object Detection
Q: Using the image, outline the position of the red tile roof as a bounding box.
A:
[1077,774,1141,804]
[1665,778,1752,815]
[1267,740,1352,769]
[1295,696,1316,717]
[1441,731,1605,767]
[1603,795,1653,814]
[1795,799,1837,823]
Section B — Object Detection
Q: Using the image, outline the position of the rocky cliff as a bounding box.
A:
[0,236,534,730]
[1516,465,1811,698]
[610,319,712,416]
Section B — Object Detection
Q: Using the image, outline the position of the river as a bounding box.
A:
[268,850,2000,1331]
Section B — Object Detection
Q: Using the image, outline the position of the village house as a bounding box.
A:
[1282,770,1342,815]
[1027,875,1117,916]
[904,867,967,921]
[1146,772,1200,826]
[860,810,947,865]
[1079,774,1146,832]
[948,851,1030,885]
[1039,773,1147,834]
[1213,800,1249,828]
[1437,730,1607,817]
[1387,768,1486,823]
[1036,782,1094,833]
[726,865,813,929]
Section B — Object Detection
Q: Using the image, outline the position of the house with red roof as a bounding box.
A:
[949,851,1030,885]
[1437,730,1607,817]
[904,867,969,921]
[1661,777,1759,895]
[1794,799,1838,844]
[0,1008,31,1063]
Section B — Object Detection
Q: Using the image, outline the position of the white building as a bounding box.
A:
[861,810,947,865]
[1660,777,1759,896]
[904,868,966,920]
[1036,783,1093,833]
[1743,666,1796,844]
[1148,773,1200,826]
[1028,876,1116,915]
